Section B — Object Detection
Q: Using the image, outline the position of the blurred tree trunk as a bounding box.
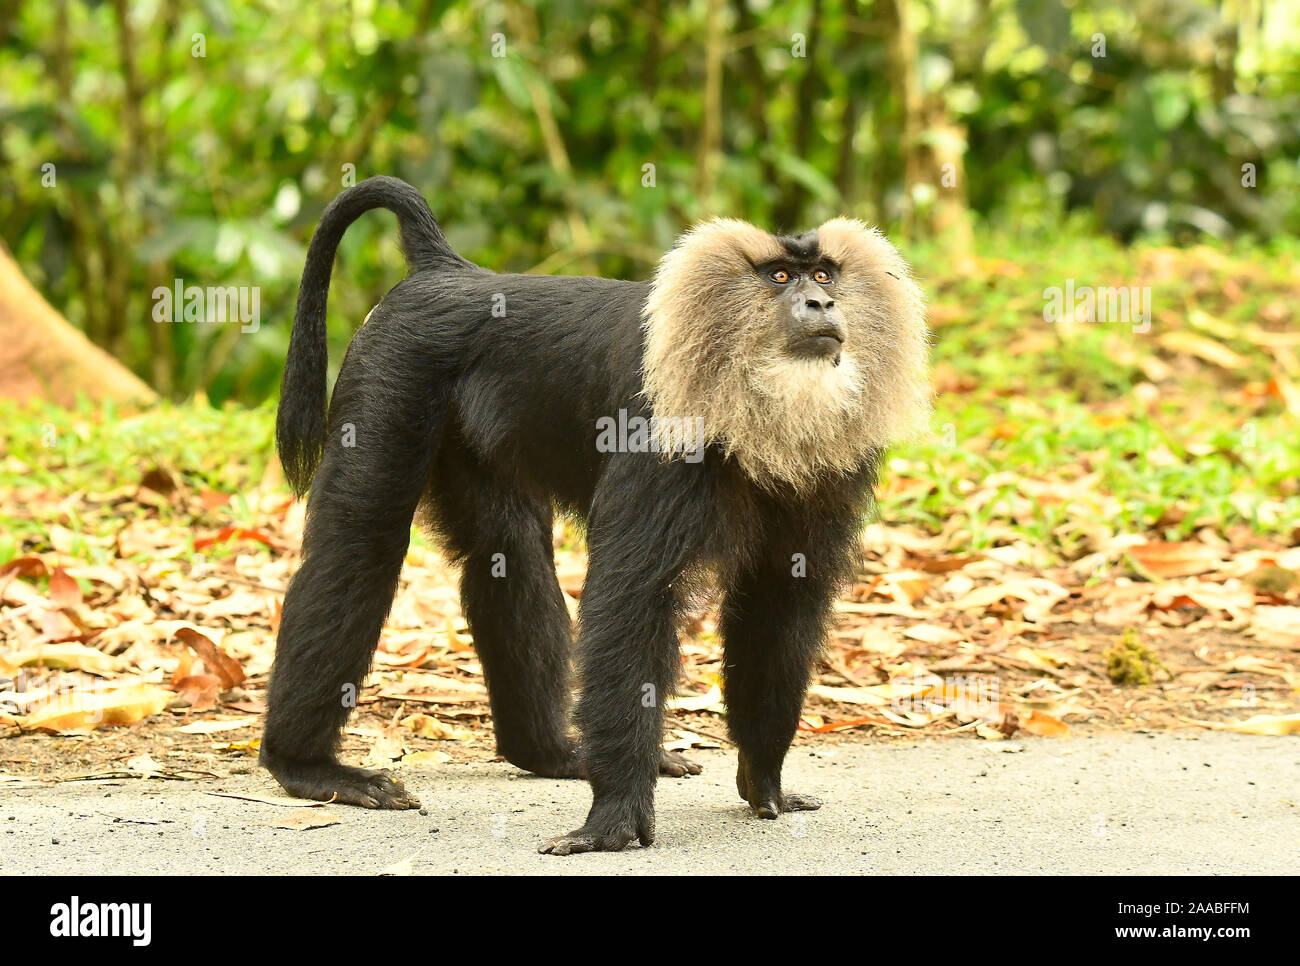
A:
[834,0,865,204]
[882,0,922,238]
[919,99,973,252]
[643,0,663,90]
[695,0,726,209]
[506,2,590,250]
[730,0,778,194]
[106,0,145,360]
[145,0,183,395]
[774,0,824,229]
[883,0,972,252]
[51,0,107,348]
[0,245,155,405]
[1212,0,1239,99]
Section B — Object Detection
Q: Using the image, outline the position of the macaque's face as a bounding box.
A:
[642,217,932,489]
[753,233,847,366]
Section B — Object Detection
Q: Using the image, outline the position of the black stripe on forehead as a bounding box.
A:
[775,230,820,263]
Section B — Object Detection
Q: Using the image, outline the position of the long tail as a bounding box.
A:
[277,176,465,495]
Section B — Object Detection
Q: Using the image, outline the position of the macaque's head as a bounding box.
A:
[642,218,931,489]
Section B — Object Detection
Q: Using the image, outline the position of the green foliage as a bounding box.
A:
[0,395,276,555]
[0,0,1297,403]
[880,227,1300,548]
[3,227,1294,565]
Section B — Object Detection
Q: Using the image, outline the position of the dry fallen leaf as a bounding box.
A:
[48,567,83,606]
[802,714,891,733]
[380,852,419,875]
[1149,581,1253,617]
[667,684,725,713]
[363,733,406,768]
[127,753,167,777]
[171,674,221,711]
[400,713,474,741]
[810,677,936,707]
[952,578,1069,621]
[0,556,48,579]
[1018,709,1071,737]
[809,684,888,707]
[174,627,245,689]
[211,738,261,754]
[1127,541,1220,579]
[259,808,342,830]
[20,683,172,733]
[905,553,981,574]
[1157,330,1248,370]
[903,624,964,645]
[1221,713,1300,736]
[0,642,119,676]
[878,707,932,728]
[663,729,721,751]
[1016,647,1074,671]
[1249,607,1300,648]
[174,717,256,735]
[852,625,907,656]
[382,673,486,696]
[881,572,931,605]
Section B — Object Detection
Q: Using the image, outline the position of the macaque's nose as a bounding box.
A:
[791,289,835,317]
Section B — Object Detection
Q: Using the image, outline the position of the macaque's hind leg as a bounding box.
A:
[261,337,444,809]
[428,454,581,780]
[429,447,705,784]
[735,754,822,819]
[261,455,429,808]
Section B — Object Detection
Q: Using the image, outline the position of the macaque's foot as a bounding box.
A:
[508,743,587,779]
[736,754,821,819]
[524,746,702,780]
[658,748,703,778]
[748,791,823,819]
[539,797,655,855]
[264,755,420,809]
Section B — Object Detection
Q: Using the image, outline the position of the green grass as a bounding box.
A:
[1,396,275,492]
[2,229,1298,564]
[883,393,1300,550]
[880,230,1300,550]
[0,398,277,563]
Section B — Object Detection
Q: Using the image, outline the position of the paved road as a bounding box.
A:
[3,733,1295,875]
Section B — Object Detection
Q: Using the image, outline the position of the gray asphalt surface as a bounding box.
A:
[2,733,1295,875]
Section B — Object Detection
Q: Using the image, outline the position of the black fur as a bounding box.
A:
[276,176,471,494]
[776,230,821,260]
[262,177,880,853]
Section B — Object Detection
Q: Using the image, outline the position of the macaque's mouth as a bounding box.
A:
[793,332,844,363]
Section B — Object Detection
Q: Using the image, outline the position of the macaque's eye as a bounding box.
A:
[770,269,791,284]
[812,269,831,284]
